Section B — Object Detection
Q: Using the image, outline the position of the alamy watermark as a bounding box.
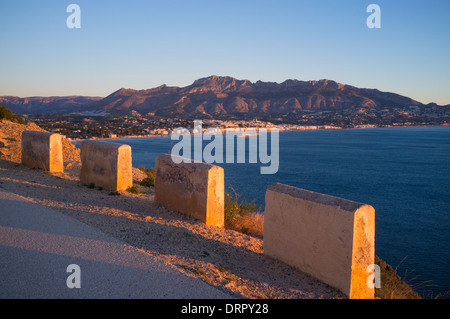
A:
[170,120,279,175]
[367,4,381,29]
[367,264,381,289]
[66,264,81,288]
[63,262,380,290]
[66,4,81,29]
[66,4,380,30]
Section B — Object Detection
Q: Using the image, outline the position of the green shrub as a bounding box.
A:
[0,104,25,124]
[138,165,146,172]
[224,189,263,237]
[225,191,259,224]
[141,176,154,187]
[127,185,141,195]
[195,268,205,275]
[139,166,156,187]
[14,116,25,124]
[0,105,13,120]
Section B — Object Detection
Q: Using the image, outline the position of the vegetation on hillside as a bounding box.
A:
[375,256,422,299]
[0,104,25,124]
[224,188,264,238]
[126,184,142,195]
[139,165,156,187]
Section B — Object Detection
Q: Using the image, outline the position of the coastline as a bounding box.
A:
[69,123,450,143]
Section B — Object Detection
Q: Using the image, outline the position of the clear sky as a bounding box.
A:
[1,0,449,105]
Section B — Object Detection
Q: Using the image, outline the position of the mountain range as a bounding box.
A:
[0,76,445,118]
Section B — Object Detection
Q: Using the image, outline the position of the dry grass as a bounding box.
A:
[224,189,264,238]
[230,211,264,238]
[375,256,422,299]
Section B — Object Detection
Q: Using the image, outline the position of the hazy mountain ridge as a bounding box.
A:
[0,95,103,115]
[1,76,445,117]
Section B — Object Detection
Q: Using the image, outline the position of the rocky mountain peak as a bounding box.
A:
[0,76,430,117]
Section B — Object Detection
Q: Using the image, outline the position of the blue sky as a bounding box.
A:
[1,0,449,105]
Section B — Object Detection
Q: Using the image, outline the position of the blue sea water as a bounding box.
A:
[75,126,450,297]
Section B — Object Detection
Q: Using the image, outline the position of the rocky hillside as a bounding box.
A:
[0,119,147,182]
[0,76,426,118]
[0,119,80,164]
[86,76,421,118]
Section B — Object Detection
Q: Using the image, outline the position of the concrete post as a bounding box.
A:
[79,140,133,191]
[155,154,224,228]
[21,131,64,173]
[263,183,375,299]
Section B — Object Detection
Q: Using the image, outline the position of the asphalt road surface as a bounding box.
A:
[0,189,232,299]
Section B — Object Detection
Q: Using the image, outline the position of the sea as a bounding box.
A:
[74,126,450,297]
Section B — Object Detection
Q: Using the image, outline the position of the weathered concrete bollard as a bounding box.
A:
[155,153,224,228]
[263,183,375,299]
[21,131,64,173]
[79,140,133,191]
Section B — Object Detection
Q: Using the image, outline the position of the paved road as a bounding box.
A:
[0,189,232,299]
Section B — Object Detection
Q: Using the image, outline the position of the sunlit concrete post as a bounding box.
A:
[21,131,64,173]
[263,183,375,299]
[79,140,133,191]
[155,153,224,228]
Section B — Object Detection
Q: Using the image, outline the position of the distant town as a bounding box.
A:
[27,104,450,140]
